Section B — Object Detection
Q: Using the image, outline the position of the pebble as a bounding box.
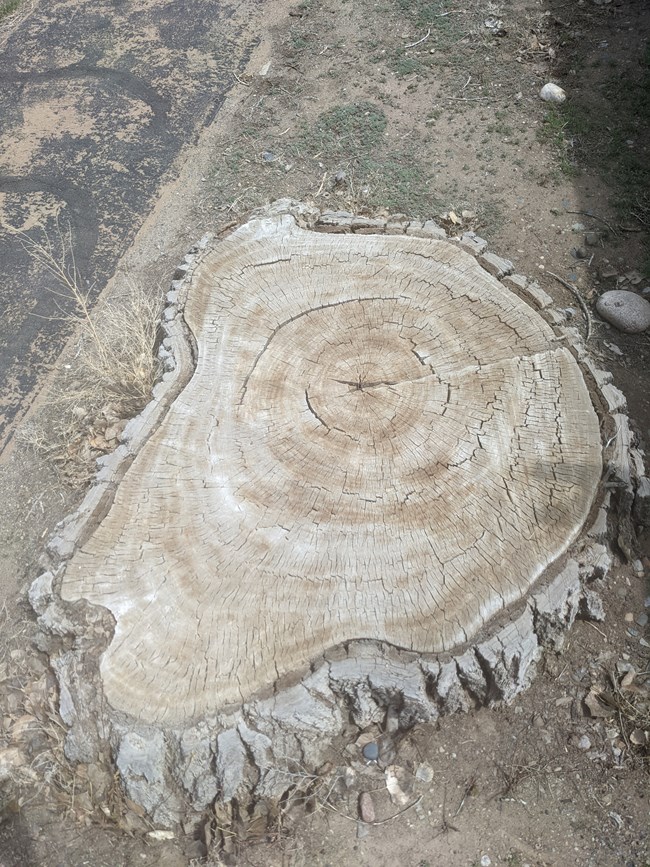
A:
[261,151,276,162]
[577,735,592,750]
[636,613,648,627]
[624,612,634,622]
[585,231,600,246]
[596,290,650,334]
[481,856,492,867]
[358,791,376,823]
[362,741,379,761]
[572,246,588,259]
[415,762,434,784]
[540,82,566,103]
[571,222,586,233]
[603,340,624,356]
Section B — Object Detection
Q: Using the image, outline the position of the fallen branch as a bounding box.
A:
[547,271,592,342]
[563,209,618,237]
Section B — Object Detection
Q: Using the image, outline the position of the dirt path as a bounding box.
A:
[1,0,649,865]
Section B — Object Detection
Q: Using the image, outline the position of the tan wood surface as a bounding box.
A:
[62,215,602,725]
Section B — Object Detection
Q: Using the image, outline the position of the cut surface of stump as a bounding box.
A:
[61,213,602,725]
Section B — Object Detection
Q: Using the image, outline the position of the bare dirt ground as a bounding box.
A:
[0,0,649,865]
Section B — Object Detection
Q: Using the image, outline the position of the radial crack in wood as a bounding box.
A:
[60,214,602,726]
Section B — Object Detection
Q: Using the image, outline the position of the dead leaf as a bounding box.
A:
[125,797,146,817]
[385,765,409,806]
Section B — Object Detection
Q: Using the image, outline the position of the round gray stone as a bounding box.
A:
[596,290,650,334]
[362,741,379,761]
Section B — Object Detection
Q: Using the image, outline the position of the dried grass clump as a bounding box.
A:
[16,224,163,478]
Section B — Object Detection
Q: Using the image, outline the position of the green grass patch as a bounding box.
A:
[390,53,421,77]
[396,0,451,28]
[0,0,20,19]
[305,102,388,156]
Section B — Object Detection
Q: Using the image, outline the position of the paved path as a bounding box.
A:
[0,0,253,450]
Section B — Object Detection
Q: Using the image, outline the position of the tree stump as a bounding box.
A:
[33,200,646,828]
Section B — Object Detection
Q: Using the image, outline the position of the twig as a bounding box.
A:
[453,773,477,818]
[619,225,642,232]
[321,795,423,826]
[445,96,490,101]
[588,622,607,640]
[563,209,618,237]
[231,71,250,87]
[547,271,592,342]
[315,171,328,196]
[405,28,431,48]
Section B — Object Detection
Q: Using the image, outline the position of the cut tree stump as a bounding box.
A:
[32,200,646,828]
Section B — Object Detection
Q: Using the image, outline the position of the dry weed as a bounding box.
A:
[14,222,163,477]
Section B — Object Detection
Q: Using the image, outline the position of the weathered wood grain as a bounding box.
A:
[60,214,602,725]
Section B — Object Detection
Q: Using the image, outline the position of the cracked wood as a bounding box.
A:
[61,215,602,725]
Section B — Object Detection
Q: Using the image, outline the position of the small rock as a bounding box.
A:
[481,856,492,867]
[333,170,347,186]
[362,741,379,762]
[147,830,175,841]
[572,246,588,260]
[636,613,648,627]
[596,290,650,334]
[261,151,276,162]
[641,286,650,299]
[603,340,624,356]
[358,791,376,823]
[540,82,566,103]
[415,762,434,784]
[625,269,643,285]
[577,735,591,750]
[624,612,634,622]
[571,222,586,233]
[585,231,600,246]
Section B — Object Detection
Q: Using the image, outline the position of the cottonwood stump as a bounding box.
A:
[34,202,643,826]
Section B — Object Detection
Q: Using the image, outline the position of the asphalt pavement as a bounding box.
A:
[0,0,253,451]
